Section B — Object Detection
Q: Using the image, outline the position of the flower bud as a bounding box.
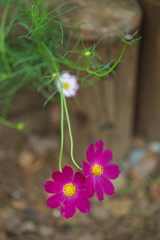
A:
[51,73,57,79]
[124,34,133,41]
[16,122,25,131]
[84,51,91,57]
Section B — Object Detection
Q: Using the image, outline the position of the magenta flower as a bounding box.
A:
[44,166,91,219]
[82,140,121,201]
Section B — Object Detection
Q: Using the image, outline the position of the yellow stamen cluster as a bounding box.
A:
[62,82,70,89]
[92,164,103,176]
[63,183,76,196]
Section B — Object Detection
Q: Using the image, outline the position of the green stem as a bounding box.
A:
[42,38,127,80]
[63,94,82,170]
[0,3,12,73]
[55,44,127,77]
[0,97,12,133]
[58,88,64,172]
[0,117,19,129]
[106,44,127,74]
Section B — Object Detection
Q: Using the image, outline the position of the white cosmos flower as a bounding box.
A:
[55,72,79,98]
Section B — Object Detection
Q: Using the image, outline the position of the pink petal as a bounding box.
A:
[73,172,86,187]
[44,181,62,193]
[75,83,79,91]
[52,171,66,186]
[95,177,104,201]
[61,197,76,219]
[95,149,103,163]
[62,166,74,183]
[95,140,104,150]
[76,187,92,198]
[103,164,121,179]
[100,176,115,195]
[75,196,91,213]
[70,75,77,80]
[95,140,104,159]
[63,89,75,98]
[82,161,91,176]
[100,149,113,166]
[61,72,70,78]
[86,143,96,165]
[85,174,95,197]
[47,193,65,208]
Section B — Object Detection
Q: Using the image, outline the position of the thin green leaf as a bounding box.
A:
[43,90,57,107]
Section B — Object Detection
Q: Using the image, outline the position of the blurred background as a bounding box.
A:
[0,0,160,240]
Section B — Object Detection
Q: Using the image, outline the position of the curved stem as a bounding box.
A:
[56,44,127,77]
[58,88,64,172]
[63,94,82,170]
[105,44,127,74]
[0,117,19,129]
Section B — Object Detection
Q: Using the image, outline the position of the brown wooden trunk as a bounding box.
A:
[61,0,142,164]
[136,0,160,141]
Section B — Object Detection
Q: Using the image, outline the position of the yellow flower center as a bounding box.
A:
[63,183,76,196]
[62,82,70,89]
[92,164,103,176]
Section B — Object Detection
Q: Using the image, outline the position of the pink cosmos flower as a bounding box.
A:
[44,166,91,219]
[55,72,79,98]
[82,140,121,201]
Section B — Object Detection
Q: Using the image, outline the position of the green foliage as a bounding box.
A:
[0,0,75,102]
[0,0,139,128]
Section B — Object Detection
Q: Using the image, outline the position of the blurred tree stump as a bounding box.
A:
[59,0,142,163]
[136,0,160,141]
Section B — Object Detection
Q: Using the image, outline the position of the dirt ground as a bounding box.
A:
[0,92,160,240]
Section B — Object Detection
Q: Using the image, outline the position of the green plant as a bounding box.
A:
[0,0,140,170]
